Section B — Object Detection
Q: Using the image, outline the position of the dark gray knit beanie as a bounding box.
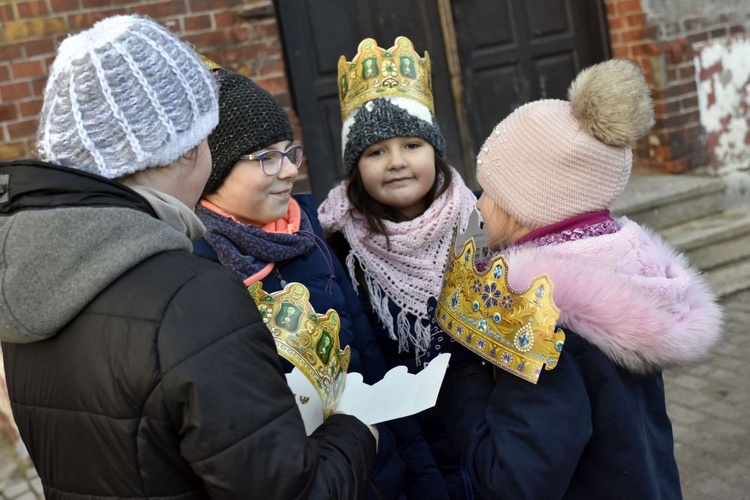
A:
[341,95,446,174]
[204,68,294,195]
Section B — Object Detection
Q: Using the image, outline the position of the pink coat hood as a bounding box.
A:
[502,218,723,373]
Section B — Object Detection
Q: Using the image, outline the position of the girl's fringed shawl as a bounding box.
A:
[319,168,476,363]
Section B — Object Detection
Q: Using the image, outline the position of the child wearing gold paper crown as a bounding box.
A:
[193,66,444,500]
[319,37,477,499]
[436,59,723,499]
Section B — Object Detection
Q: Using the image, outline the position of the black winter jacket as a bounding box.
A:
[0,161,375,499]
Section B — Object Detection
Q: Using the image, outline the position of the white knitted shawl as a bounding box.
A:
[319,169,476,362]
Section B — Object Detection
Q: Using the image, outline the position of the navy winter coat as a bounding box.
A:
[436,217,723,499]
[195,194,444,500]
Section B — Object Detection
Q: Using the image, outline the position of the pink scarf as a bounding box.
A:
[319,168,476,362]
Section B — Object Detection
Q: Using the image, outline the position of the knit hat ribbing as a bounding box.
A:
[476,59,654,230]
[341,96,446,173]
[204,69,294,195]
[36,15,219,179]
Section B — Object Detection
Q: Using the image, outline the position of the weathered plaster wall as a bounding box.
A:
[694,35,750,174]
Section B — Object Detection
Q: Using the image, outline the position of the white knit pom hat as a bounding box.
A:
[476,59,654,230]
[36,15,219,179]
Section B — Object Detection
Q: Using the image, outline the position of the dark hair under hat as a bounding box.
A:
[204,69,294,195]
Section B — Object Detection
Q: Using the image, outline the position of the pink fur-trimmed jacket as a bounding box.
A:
[505,217,722,373]
[438,217,722,499]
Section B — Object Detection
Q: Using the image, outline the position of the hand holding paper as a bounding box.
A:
[286,353,451,435]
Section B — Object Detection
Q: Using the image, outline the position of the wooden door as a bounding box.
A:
[277,0,465,198]
[451,0,610,156]
[276,0,609,199]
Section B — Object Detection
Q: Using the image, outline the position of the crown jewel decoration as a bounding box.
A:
[435,211,566,384]
[338,36,435,121]
[248,282,351,418]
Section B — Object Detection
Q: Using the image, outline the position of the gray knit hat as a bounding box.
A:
[341,96,446,173]
[203,69,294,195]
[36,15,219,179]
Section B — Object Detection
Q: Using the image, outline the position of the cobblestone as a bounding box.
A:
[664,289,750,500]
[0,291,747,499]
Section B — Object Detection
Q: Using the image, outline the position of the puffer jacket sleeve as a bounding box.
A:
[437,334,591,499]
[155,258,376,499]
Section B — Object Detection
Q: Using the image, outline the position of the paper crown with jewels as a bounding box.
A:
[435,211,566,384]
[248,282,351,418]
[337,36,435,121]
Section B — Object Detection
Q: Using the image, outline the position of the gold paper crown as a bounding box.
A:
[194,51,223,71]
[338,36,435,121]
[248,282,351,418]
[435,211,566,384]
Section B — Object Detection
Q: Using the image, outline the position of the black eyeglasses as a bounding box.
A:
[240,144,304,175]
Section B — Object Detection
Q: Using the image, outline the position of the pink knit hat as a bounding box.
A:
[476,59,654,230]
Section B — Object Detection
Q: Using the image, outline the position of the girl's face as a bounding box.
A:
[356,136,436,220]
[476,192,530,250]
[205,140,297,226]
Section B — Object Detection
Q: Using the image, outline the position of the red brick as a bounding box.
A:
[0,4,15,21]
[0,65,9,81]
[23,38,55,57]
[0,81,32,100]
[619,27,645,44]
[617,0,642,15]
[662,158,688,173]
[50,0,81,13]
[255,75,289,95]
[17,1,49,18]
[0,104,18,121]
[0,43,23,61]
[214,11,237,28]
[131,0,187,19]
[68,12,105,31]
[19,98,43,117]
[12,59,43,79]
[184,13,212,31]
[254,21,280,39]
[189,0,235,12]
[7,119,38,140]
[709,28,728,39]
[31,77,47,96]
[257,55,284,75]
[183,30,228,50]
[625,13,646,28]
[80,0,113,8]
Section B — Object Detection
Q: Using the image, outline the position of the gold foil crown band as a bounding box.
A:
[338,36,435,121]
[434,211,566,384]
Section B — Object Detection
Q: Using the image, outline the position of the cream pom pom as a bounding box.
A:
[568,59,654,147]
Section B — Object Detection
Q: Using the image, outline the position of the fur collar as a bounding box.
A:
[502,218,723,373]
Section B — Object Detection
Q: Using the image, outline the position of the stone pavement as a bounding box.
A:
[664,288,750,500]
[0,291,747,499]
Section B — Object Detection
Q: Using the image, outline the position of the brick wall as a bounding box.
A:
[605,0,750,174]
[0,0,311,189]
[4,1,750,179]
